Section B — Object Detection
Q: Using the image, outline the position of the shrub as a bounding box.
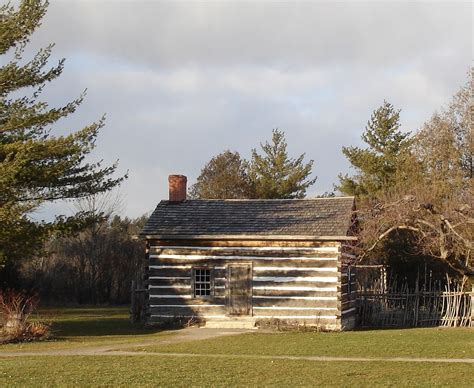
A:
[0,289,51,344]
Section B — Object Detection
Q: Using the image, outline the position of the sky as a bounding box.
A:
[13,0,473,219]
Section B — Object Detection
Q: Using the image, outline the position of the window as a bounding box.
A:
[194,268,212,297]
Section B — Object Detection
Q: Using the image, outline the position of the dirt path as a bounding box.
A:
[0,327,250,357]
[1,328,473,364]
[101,352,474,364]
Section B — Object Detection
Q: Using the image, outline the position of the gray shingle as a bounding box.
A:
[140,197,356,239]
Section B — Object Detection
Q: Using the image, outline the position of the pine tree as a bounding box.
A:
[189,150,254,199]
[249,129,316,199]
[336,101,411,199]
[0,1,125,267]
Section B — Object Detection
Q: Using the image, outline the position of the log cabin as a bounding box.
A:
[139,175,358,330]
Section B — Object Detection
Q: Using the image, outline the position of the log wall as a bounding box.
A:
[340,242,358,330]
[145,239,356,330]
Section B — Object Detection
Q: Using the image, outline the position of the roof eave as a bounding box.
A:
[139,234,358,241]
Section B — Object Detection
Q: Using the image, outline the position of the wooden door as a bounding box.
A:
[228,264,252,316]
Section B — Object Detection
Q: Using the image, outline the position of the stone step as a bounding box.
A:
[205,317,257,329]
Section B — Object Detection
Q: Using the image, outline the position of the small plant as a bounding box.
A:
[255,318,326,332]
[0,289,51,344]
[148,315,205,330]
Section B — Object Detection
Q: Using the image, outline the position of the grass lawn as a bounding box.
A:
[132,327,474,360]
[1,356,473,387]
[0,306,173,352]
[1,307,473,386]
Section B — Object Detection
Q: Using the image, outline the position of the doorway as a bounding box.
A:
[227,264,252,316]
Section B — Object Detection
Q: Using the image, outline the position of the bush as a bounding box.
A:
[0,289,51,344]
[255,318,325,332]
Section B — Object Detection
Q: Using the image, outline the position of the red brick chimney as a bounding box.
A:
[168,175,187,203]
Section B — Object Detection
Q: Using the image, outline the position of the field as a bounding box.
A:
[1,307,473,386]
[0,307,173,352]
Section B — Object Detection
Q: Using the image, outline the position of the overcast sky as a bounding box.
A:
[19,0,473,219]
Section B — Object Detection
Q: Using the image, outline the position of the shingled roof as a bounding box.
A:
[140,197,356,240]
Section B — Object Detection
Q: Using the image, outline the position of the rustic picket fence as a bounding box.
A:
[357,270,473,328]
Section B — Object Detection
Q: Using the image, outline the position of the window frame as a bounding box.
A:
[192,267,214,298]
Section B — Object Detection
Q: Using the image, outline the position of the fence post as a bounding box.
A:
[471,285,474,327]
[130,280,136,323]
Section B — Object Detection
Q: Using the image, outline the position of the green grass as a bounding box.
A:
[1,307,473,386]
[132,327,474,359]
[1,356,473,387]
[0,306,173,352]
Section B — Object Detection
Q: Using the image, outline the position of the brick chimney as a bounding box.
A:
[168,175,187,203]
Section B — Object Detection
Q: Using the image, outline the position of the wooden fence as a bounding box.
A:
[357,274,473,328]
[130,278,147,324]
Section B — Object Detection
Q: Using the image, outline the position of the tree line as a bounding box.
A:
[192,80,473,283]
[0,1,472,305]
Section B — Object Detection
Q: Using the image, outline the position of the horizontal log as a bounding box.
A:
[254,306,338,311]
[150,254,339,262]
[149,294,193,299]
[148,240,341,248]
[253,285,337,292]
[149,306,226,316]
[148,286,191,292]
[252,297,337,309]
[149,258,339,268]
[253,288,338,298]
[253,266,338,273]
[149,266,342,277]
[149,248,340,258]
[149,276,191,280]
[148,278,191,287]
[149,296,225,305]
[253,276,338,283]
[148,280,227,291]
[254,314,338,320]
[148,268,191,277]
[252,281,338,290]
[148,278,226,286]
[150,245,340,252]
[253,308,338,317]
[148,264,193,269]
[148,288,226,300]
[148,267,226,278]
[149,314,227,321]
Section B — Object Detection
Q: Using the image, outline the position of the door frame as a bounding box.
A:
[226,263,253,316]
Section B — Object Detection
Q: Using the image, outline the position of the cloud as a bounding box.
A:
[30,1,470,68]
[16,0,471,218]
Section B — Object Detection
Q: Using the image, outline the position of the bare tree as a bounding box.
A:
[358,191,473,280]
[356,69,474,281]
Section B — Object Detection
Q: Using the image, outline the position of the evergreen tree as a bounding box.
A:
[189,150,254,199]
[249,129,316,199]
[0,1,125,267]
[336,101,411,199]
